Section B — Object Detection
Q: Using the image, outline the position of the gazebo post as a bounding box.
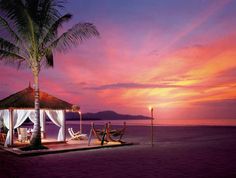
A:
[9,108,14,146]
[62,110,66,142]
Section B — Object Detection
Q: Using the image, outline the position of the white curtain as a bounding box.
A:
[0,110,9,128]
[13,110,32,128]
[0,110,10,129]
[0,110,10,147]
[0,112,4,129]
[1,109,63,146]
[5,110,32,147]
[45,110,65,141]
[0,119,2,129]
[3,109,46,147]
[28,110,45,132]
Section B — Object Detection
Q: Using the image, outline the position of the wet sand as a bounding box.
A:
[1,124,236,178]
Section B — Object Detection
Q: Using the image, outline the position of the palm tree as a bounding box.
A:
[0,0,99,149]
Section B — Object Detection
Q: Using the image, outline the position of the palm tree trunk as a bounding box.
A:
[30,69,42,147]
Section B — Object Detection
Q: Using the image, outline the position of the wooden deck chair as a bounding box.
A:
[88,122,108,146]
[70,128,81,136]
[68,128,88,140]
[17,128,28,142]
[106,122,126,143]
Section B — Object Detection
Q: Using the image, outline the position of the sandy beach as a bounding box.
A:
[1,123,236,178]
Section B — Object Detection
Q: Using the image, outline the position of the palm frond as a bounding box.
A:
[0,0,99,70]
[48,23,100,52]
[26,0,63,35]
[0,16,21,43]
[0,49,28,69]
[45,48,54,67]
[41,13,72,47]
[0,49,26,61]
[38,0,65,22]
[0,0,29,38]
[0,37,20,53]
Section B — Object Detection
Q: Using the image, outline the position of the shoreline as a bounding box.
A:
[21,120,236,127]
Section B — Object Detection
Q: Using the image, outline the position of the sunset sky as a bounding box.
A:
[1,0,236,124]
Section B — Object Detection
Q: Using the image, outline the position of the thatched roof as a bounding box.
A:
[0,84,73,109]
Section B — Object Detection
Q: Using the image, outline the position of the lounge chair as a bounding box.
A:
[71,128,88,140]
[88,122,108,146]
[17,128,28,142]
[106,122,126,143]
[70,128,81,136]
[68,128,88,140]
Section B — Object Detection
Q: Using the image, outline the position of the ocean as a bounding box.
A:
[3,120,236,178]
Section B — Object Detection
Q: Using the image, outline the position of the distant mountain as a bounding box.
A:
[66,110,151,120]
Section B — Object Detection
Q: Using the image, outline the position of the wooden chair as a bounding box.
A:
[88,122,108,146]
[17,128,28,142]
[106,122,126,143]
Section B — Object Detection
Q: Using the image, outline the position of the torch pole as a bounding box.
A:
[79,111,82,134]
[151,107,154,147]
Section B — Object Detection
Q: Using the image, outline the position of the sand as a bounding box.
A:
[1,123,236,178]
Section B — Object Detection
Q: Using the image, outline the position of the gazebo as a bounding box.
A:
[0,84,74,147]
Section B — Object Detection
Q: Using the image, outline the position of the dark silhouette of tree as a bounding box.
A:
[0,0,99,149]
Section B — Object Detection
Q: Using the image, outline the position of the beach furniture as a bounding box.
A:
[68,128,88,140]
[106,122,126,143]
[70,128,81,136]
[88,122,108,146]
[71,128,88,140]
[17,128,28,142]
[88,122,126,145]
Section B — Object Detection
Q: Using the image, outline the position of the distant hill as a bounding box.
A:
[66,110,151,120]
